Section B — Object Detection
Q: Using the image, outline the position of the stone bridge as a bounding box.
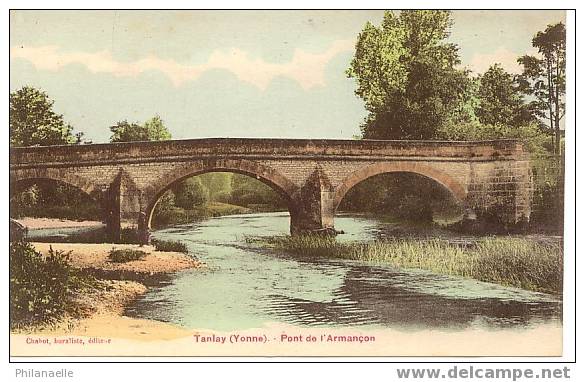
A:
[10,138,533,240]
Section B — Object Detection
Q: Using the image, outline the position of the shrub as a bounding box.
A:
[10,240,74,327]
[214,190,232,203]
[108,249,147,263]
[152,239,189,253]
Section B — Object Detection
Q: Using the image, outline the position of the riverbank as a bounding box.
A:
[10,212,562,357]
[152,201,288,228]
[11,242,200,340]
[32,242,201,274]
[15,217,103,230]
[246,235,563,294]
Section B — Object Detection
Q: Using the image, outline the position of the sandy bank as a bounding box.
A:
[32,242,201,274]
[11,242,201,344]
[12,278,190,342]
[15,217,103,230]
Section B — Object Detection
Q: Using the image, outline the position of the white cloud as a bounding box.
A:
[467,47,527,75]
[10,40,354,90]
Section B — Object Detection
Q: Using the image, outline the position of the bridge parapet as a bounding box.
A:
[10,138,527,166]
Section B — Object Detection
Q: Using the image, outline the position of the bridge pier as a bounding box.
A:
[103,170,147,243]
[103,176,121,242]
[289,168,337,235]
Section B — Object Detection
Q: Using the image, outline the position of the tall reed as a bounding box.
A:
[247,235,562,294]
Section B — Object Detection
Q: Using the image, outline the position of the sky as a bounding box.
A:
[9,10,566,143]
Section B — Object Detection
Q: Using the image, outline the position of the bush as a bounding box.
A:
[10,240,74,327]
[529,156,564,234]
[214,190,232,203]
[108,249,147,263]
[152,239,189,253]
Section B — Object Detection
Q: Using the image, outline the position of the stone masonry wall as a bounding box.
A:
[10,138,532,235]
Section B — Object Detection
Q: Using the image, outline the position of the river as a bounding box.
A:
[123,212,562,332]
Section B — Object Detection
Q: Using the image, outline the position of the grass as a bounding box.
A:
[246,235,563,294]
[30,226,142,245]
[151,239,189,253]
[204,202,251,216]
[108,249,148,263]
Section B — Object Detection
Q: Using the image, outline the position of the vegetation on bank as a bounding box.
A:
[30,226,141,245]
[152,201,251,228]
[108,249,148,263]
[9,240,98,329]
[152,239,189,254]
[247,235,563,294]
[10,236,195,329]
[10,181,101,222]
[150,172,287,228]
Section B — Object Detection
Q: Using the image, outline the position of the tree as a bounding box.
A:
[143,115,172,141]
[475,64,535,128]
[109,115,171,142]
[198,173,233,201]
[10,86,75,147]
[172,178,209,209]
[109,121,149,142]
[154,190,176,212]
[347,10,473,140]
[229,174,286,208]
[517,22,566,154]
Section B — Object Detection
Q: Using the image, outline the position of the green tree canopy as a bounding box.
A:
[172,178,209,209]
[198,173,233,201]
[517,22,566,154]
[475,64,535,128]
[10,86,75,147]
[109,115,172,142]
[347,10,472,140]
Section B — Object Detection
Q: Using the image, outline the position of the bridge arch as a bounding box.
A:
[10,168,101,198]
[142,158,300,229]
[333,162,468,212]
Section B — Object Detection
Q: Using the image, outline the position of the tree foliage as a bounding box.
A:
[10,181,101,221]
[109,115,171,142]
[230,174,287,208]
[347,10,473,139]
[10,86,75,147]
[475,64,535,128]
[339,172,462,223]
[198,173,233,201]
[172,178,209,209]
[517,22,566,154]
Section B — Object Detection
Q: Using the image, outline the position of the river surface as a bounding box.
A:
[124,212,562,331]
